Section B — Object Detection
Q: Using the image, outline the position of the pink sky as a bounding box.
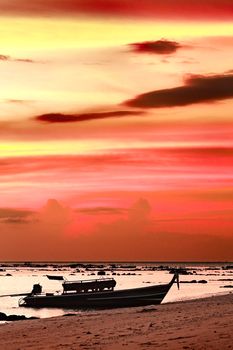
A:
[0,0,232,261]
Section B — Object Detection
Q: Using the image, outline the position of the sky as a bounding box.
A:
[0,0,233,261]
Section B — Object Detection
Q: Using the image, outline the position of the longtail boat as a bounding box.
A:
[19,274,179,309]
[46,275,64,281]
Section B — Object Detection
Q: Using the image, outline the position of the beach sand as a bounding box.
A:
[0,293,232,350]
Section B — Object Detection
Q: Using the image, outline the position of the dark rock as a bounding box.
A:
[63,313,77,317]
[180,280,197,283]
[97,271,106,276]
[222,265,233,270]
[119,265,136,269]
[68,263,83,268]
[0,312,7,321]
[0,312,39,321]
[110,264,117,269]
[217,278,233,281]
[7,315,27,321]
[169,268,192,275]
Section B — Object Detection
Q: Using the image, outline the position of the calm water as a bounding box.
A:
[0,262,232,319]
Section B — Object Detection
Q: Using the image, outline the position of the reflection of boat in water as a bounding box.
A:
[19,274,179,309]
[46,275,64,281]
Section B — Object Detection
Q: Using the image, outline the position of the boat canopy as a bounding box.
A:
[62,278,116,293]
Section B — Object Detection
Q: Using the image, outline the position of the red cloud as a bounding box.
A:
[0,0,232,21]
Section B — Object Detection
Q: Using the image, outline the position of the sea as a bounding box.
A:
[0,262,232,319]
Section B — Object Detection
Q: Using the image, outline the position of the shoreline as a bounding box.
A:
[163,289,232,304]
[0,293,233,349]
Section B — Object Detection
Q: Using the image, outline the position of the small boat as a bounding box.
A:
[19,274,179,309]
[46,275,64,281]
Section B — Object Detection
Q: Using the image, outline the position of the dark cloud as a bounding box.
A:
[130,39,182,55]
[36,110,144,123]
[125,73,233,108]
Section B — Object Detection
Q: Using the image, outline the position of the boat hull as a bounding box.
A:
[20,275,176,309]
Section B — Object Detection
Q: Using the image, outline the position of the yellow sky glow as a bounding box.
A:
[1,18,233,50]
[1,139,232,157]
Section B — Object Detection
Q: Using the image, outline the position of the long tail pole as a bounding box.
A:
[0,292,30,298]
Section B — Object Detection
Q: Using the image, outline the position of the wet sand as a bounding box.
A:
[0,293,232,350]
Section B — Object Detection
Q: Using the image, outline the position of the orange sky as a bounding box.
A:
[0,0,232,261]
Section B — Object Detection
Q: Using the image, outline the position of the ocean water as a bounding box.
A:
[0,262,232,319]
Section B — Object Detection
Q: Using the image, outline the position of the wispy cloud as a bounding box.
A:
[0,54,38,64]
[125,73,233,108]
[0,55,9,61]
[4,99,33,104]
[77,207,126,215]
[35,110,144,123]
[1,147,232,178]
[14,58,36,63]
[0,208,34,218]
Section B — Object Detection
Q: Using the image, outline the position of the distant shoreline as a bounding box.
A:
[1,261,232,264]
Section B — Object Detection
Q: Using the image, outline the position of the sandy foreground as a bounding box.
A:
[0,293,233,350]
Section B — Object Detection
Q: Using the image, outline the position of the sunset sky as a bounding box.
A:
[0,0,233,261]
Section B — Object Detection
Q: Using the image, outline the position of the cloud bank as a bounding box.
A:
[2,198,233,260]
